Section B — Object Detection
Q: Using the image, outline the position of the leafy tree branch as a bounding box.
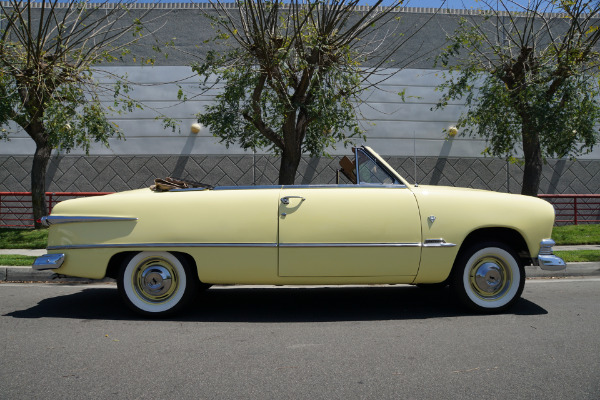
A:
[194,0,433,184]
[0,0,167,227]
[435,0,600,196]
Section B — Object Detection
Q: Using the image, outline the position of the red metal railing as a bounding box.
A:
[538,194,600,225]
[0,192,113,228]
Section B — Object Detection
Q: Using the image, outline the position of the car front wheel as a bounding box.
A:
[451,242,525,312]
[118,251,198,317]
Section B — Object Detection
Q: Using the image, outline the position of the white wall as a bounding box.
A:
[3,66,600,160]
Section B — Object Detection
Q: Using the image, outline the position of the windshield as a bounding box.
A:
[337,146,410,186]
[356,148,397,184]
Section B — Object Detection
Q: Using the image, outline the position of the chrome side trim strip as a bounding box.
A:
[170,187,211,192]
[48,241,459,251]
[422,239,457,248]
[279,243,421,248]
[214,185,282,190]
[42,216,138,226]
[282,184,406,189]
[210,185,406,190]
[47,243,278,251]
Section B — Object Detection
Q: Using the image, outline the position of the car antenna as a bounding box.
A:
[413,131,419,187]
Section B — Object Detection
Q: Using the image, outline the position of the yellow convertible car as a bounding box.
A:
[33,146,565,316]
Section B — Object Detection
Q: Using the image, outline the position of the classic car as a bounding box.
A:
[33,146,566,316]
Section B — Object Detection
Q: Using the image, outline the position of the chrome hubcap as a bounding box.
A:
[475,262,503,293]
[133,258,179,304]
[141,266,173,296]
[469,257,510,300]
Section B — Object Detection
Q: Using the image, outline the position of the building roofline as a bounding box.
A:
[0,2,577,17]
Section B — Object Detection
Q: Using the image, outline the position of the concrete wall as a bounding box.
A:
[1,66,500,158]
[2,153,599,194]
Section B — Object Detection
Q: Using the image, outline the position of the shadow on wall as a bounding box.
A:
[46,155,60,187]
[301,158,321,185]
[429,138,454,186]
[548,159,566,195]
[171,133,198,178]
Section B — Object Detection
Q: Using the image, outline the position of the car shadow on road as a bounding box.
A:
[4,285,548,321]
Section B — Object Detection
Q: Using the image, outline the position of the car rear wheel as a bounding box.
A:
[451,242,524,312]
[117,251,198,317]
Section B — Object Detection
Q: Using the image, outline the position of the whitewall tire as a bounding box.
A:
[118,251,198,316]
[451,242,525,312]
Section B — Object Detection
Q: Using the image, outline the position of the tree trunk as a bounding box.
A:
[521,128,543,197]
[31,142,52,229]
[278,147,302,185]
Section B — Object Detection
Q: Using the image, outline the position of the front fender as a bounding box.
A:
[412,186,555,283]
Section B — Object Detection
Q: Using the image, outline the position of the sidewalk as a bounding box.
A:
[0,249,46,256]
[1,247,599,283]
[554,245,600,251]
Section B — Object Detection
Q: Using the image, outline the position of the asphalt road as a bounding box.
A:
[1,279,599,400]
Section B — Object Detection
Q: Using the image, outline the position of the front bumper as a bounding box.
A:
[535,239,566,271]
[32,253,65,271]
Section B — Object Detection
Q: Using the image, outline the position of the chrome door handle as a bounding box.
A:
[280,196,305,205]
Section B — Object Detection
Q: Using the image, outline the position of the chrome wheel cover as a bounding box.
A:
[468,255,511,301]
[132,257,179,304]
[121,252,189,314]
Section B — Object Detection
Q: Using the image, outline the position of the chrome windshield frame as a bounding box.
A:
[354,147,400,186]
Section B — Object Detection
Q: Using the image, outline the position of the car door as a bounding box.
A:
[277,186,422,277]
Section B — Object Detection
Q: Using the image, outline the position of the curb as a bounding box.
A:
[2,263,599,283]
[524,263,600,278]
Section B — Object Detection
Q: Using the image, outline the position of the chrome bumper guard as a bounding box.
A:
[536,239,566,271]
[33,253,65,270]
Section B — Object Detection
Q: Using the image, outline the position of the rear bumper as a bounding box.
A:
[32,253,65,270]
